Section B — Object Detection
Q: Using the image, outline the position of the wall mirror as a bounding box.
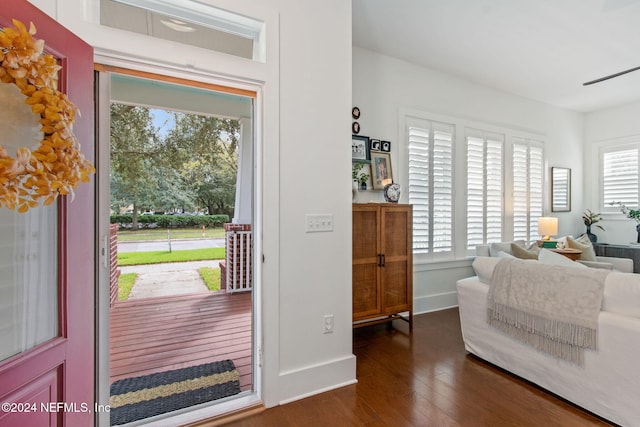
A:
[551,167,571,212]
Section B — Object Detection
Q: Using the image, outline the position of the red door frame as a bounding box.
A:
[0,2,95,426]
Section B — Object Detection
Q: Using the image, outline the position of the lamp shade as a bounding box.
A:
[537,217,558,240]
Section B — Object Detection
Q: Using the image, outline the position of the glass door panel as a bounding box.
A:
[0,79,58,362]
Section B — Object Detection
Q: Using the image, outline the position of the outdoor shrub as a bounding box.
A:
[110,214,132,224]
[109,214,230,228]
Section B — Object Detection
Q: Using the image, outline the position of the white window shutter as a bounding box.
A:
[466,129,503,249]
[512,139,543,242]
[408,119,454,255]
[602,148,639,208]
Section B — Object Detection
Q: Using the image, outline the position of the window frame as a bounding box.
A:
[596,139,640,214]
[406,116,456,261]
[510,138,544,243]
[465,128,505,251]
[400,108,545,262]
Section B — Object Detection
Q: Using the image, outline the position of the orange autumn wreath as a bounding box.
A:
[0,19,94,213]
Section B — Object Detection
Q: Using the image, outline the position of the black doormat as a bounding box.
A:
[109,359,240,425]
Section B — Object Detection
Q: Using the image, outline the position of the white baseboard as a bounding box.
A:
[276,355,357,406]
[414,291,458,314]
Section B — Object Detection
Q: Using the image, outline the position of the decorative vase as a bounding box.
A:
[383,181,401,203]
[360,182,366,191]
[585,225,597,243]
[636,224,640,244]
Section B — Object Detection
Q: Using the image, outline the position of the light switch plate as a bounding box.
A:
[305,214,334,232]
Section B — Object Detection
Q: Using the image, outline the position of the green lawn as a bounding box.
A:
[198,267,221,291]
[117,227,225,242]
[118,248,225,266]
[118,273,137,300]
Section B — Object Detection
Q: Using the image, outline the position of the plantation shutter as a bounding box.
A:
[602,147,639,208]
[408,118,454,255]
[528,144,544,239]
[512,139,544,242]
[466,129,503,249]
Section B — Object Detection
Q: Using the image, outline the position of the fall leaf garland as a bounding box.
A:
[0,19,95,213]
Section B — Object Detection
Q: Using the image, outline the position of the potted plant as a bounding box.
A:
[352,163,369,190]
[610,201,640,243]
[582,209,605,242]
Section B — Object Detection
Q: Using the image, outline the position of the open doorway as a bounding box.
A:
[96,70,257,426]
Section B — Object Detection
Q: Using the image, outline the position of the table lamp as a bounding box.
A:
[537,216,558,248]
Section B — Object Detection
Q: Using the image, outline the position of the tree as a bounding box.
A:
[110,105,240,223]
[166,114,240,216]
[110,104,172,228]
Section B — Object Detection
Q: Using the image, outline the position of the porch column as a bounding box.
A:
[233,116,253,224]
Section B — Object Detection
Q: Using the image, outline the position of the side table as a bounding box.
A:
[550,248,582,261]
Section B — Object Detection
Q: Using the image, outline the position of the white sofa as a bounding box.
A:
[476,241,634,273]
[457,256,640,426]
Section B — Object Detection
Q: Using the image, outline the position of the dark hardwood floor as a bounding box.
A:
[223,308,615,427]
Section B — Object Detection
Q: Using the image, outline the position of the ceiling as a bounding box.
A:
[352,0,640,113]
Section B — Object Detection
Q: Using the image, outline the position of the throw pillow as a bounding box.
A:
[489,240,525,257]
[511,243,539,260]
[472,256,502,284]
[538,248,587,268]
[566,235,597,261]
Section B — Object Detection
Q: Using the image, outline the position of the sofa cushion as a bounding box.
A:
[603,272,640,318]
[489,240,525,257]
[578,260,613,270]
[511,243,539,260]
[566,234,597,261]
[538,248,587,268]
[497,251,517,259]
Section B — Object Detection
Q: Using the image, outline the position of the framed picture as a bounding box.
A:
[352,121,361,134]
[371,152,393,189]
[381,140,391,152]
[551,167,571,212]
[370,138,381,151]
[352,106,360,119]
[352,135,370,162]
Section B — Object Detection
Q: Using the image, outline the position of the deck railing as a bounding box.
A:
[224,224,253,293]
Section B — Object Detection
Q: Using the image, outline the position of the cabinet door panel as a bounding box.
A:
[353,209,379,259]
[382,209,410,258]
[382,260,410,312]
[353,264,380,318]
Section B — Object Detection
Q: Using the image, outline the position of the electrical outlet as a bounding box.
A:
[323,314,334,334]
[306,214,334,233]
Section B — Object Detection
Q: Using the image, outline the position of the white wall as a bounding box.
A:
[585,100,640,244]
[353,47,586,312]
[29,0,355,411]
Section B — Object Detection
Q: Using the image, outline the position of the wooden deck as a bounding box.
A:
[110,291,253,392]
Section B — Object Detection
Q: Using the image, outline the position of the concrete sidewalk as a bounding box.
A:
[122,260,221,299]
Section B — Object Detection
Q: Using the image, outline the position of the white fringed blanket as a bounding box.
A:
[487,259,610,364]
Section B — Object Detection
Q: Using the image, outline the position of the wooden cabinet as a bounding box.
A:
[352,203,413,331]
